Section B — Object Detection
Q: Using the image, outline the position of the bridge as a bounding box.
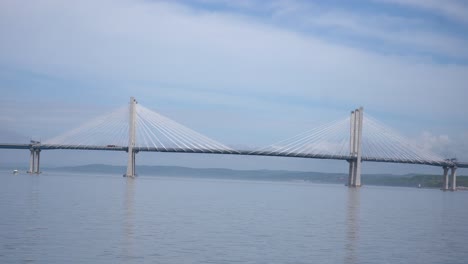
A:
[1,97,465,191]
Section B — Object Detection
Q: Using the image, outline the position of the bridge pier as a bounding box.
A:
[441,166,457,191]
[450,166,457,191]
[442,166,449,191]
[28,148,41,174]
[125,97,137,177]
[28,149,35,173]
[348,160,355,186]
[125,150,138,177]
[348,107,363,187]
[36,149,40,174]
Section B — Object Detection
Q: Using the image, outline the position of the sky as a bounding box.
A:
[0,0,467,174]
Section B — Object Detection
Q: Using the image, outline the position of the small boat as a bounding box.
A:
[13,169,19,175]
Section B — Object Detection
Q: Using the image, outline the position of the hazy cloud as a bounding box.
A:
[375,0,468,24]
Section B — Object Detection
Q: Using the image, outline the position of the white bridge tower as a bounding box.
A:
[348,107,363,187]
[125,97,137,177]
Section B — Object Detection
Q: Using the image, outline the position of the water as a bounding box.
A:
[1,171,467,264]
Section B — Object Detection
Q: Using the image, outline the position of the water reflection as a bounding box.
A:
[27,175,40,217]
[345,188,360,264]
[123,177,135,259]
[17,175,42,263]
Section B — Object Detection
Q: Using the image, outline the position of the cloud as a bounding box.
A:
[375,0,468,24]
[179,0,468,60]
[1,0,467,118]
[418,131,451,157]
[416,131,468,161]
[308,10,468,59]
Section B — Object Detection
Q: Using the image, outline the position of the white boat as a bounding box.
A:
[13,169,19,175]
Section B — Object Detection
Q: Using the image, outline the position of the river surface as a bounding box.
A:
[0,170,467,264]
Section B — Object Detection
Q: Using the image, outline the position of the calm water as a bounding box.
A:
[0,171,467,264]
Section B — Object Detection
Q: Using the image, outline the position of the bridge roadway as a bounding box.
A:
[1,143,465,168]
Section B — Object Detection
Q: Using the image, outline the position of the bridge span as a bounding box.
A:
[0,97,464,191]
[0,143,462,168]
[0,143,464,191]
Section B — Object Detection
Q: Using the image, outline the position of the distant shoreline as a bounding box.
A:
[2,164,466,189]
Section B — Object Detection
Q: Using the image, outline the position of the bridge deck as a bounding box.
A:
[1,143,465,168]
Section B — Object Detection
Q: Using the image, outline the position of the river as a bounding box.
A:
[1,170,467,263]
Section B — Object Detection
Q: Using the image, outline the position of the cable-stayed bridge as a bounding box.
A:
[1,97,465,191]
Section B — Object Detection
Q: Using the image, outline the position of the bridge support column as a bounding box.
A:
[348,160,355,187]
[28,149,41,174]
[348,107,363,187]
[35,149,41,174]
[442,166,449,191]
[450,166,457,191]
[28,149,35,173]
[125,97,137,177]
[125,150,137,177]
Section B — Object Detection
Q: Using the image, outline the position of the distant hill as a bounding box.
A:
[47,164,468,188]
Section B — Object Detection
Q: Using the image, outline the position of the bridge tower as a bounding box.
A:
[348,107,363,187]
[125,97,137,177]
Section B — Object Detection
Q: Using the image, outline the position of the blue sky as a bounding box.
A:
[0,0,467,174]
